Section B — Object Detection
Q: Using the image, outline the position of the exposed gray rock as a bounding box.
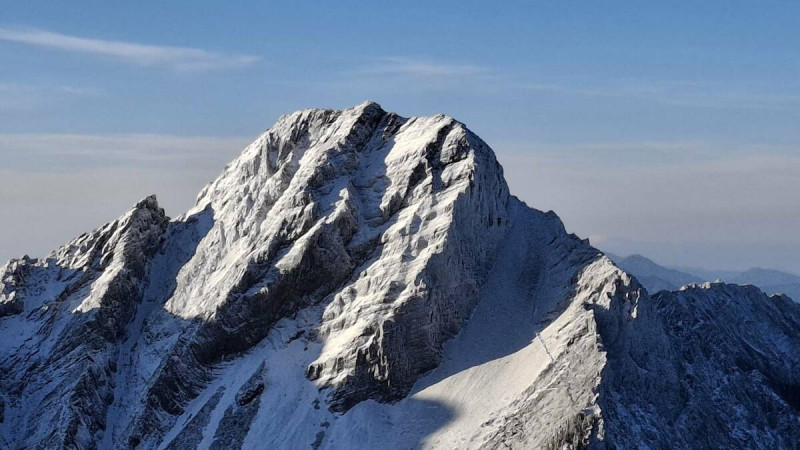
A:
[643,284,800,448]
[0,257,32,317]
[164,388,224,450]
[209,363,267,449]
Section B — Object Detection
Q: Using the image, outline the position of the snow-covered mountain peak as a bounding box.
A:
[2,103,799,449]
[47,194,166,271]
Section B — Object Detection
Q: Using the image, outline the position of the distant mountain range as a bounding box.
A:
[607,253,800,302]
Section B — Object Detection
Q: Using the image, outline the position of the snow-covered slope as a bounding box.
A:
[2,102,799,449]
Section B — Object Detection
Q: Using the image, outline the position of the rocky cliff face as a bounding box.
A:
[1,102,799,449]
[0,197,168,449]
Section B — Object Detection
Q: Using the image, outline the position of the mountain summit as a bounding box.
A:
[2,103,799,449]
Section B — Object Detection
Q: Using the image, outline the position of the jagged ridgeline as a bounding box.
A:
[1,102,799,449]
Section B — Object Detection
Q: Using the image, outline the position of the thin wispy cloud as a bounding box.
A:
[519,79,800,110]
[351,58,799,111]
[1,133,251,170]
[0,27,260,71]
[0,83,104,111]
[502,138,800,156]
[359,56,491,77]
[0,83,102,96]
[495,138,800,171]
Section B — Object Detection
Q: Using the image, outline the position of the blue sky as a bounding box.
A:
[2,1,799,273]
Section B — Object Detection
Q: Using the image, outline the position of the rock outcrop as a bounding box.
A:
[0,196,168,449]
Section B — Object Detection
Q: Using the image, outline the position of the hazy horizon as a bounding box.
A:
[2,2,799,274]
